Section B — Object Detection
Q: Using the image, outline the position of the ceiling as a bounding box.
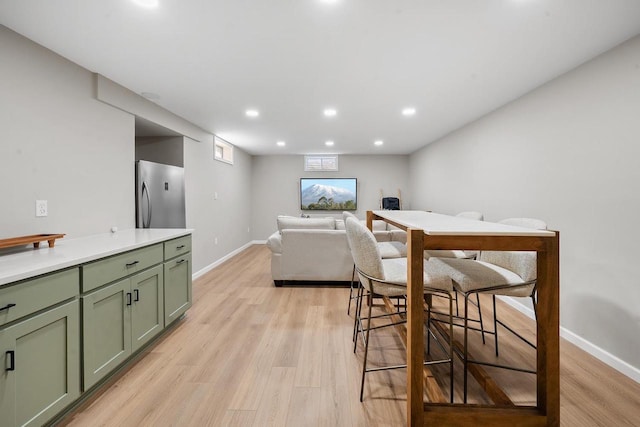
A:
[1,1,640,155]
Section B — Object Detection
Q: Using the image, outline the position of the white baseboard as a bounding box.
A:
[499,296,640,384]
[192,240,263,280]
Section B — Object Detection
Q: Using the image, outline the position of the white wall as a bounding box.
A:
[0,25,254,275]
[184,137,253,272]
[409,35,640,372]
[0,26,134,239]
[135,136,184,167]
[251,155,410,239]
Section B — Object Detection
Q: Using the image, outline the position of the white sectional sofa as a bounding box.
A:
[266,215,406,286]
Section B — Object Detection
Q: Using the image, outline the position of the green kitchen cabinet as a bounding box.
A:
[0,232,191,425]
[163,236,192,326]
[163,253,192,326]
[131,265,164,352]
[82,265,163,390]
[0,299,80,427]
[82,244,163,293]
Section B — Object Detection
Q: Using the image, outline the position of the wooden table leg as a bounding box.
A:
[407,228,424,426]
[537,232,560,426]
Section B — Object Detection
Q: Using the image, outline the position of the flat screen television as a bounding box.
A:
[300,178,357,211]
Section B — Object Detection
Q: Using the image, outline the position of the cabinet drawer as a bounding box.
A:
[164,235,192,261]
[0,268,78,328]
[82,244,163,293]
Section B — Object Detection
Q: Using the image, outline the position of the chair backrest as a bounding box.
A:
[381,197,400,210]
[479,217,547,282]
[457,211,483,221]
[345,217,384,280]
[499,217,546,230]
[342,211,358,223]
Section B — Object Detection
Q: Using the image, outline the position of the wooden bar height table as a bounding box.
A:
[368,210,559,427]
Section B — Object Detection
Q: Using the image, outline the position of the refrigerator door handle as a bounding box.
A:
[142,181,152,228]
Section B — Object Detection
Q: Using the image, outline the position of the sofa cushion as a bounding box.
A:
[277,216,335,232]
[338,220,392,231]
[266,231,282,253]
[280,229,353,281]
[378,241,407,258]
[372,220,388,231]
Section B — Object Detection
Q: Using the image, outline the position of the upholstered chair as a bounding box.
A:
[344,217,455,402]
[424,211,484,260]
[424,211,485,337]
[343,211,407,315]
[428,217,547,402]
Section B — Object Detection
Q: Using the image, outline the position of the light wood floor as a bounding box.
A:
[59,245,640,426]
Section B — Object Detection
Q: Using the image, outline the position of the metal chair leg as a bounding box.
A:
[493,295,499,357]
[448,293,455,403]
[454,291,459,316]
[492,293,538,358]
[353,283,364,342]
[427,302,432,355]
[463,293,470,404]
[360,298,374,402]
[353,286,364,351]
[347,264,356,315]
[477,293,486,344]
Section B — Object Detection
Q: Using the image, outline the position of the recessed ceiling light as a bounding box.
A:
[374,140,384,146]
[402,107,416,116]
[245,109,260,118]
[132,0,159,8]
[276,141,286,147]
[323,108,337,117]
[325,140,335,147]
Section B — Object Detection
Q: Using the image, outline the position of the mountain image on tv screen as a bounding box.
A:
[300,178,357,210]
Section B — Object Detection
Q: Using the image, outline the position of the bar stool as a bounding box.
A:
[424,211,484,260]
[424,211,487,342]
[343,211,406,316]
[428,217,546,402]
[345,217,455,402]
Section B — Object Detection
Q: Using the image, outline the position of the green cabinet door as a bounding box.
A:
[131,265,164,352]
[81,279,131,391]
[0,299,80,427]
[163,254,192,326]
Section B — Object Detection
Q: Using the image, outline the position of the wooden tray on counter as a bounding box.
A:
[0,234,66,250]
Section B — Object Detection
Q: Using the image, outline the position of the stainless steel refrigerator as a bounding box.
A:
[136,160,186,228]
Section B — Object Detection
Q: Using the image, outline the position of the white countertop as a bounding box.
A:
[372,210,555,236]
[0,228,193,286]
